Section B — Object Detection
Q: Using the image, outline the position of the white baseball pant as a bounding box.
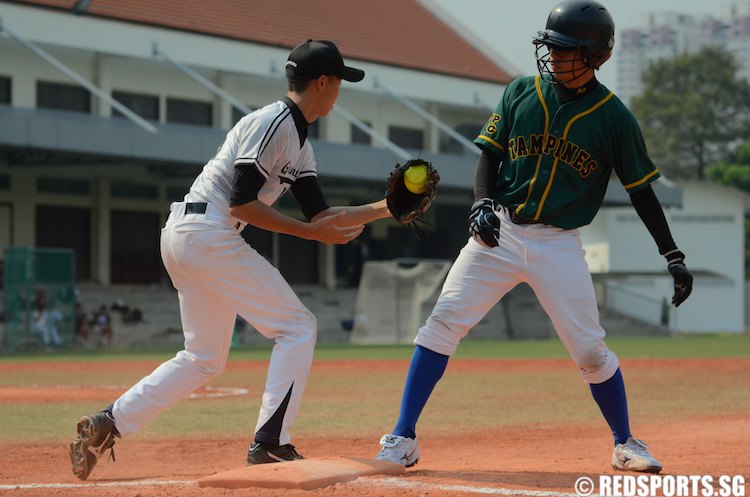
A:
[416,207,619,384]
[113,202,316,445]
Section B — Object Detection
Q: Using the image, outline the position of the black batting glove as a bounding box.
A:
[469,198,500,248]
[663,249,693,307]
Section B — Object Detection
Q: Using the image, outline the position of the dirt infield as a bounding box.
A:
[1,358,748,497]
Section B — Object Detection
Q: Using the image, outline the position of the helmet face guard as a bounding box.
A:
[533,40,590,85]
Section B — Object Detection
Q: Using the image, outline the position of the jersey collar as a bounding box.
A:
[553,76,600,103]
[282,96,309,147]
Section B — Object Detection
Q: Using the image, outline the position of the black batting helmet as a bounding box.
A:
[533,0,615,83]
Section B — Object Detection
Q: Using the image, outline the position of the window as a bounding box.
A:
[112,90,159,120]
[440,122,483,154]
[37,177,89,195]
[36,205,92,280]
[232,106,251,126]
[0,76,10,104]
[111,182,159,199]
[110,210,161,284]
[388,125,423,150]
[279,235,318,284]
[37,81,90,113]
[0,174,9,190]
[166,97,212,126]
[166,186,187,201]
[351,121,372,145]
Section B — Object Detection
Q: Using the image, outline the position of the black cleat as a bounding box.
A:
[68,411,120,480]
[247,442,304,465]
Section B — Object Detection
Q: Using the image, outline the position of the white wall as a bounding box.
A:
[580,181,746,333]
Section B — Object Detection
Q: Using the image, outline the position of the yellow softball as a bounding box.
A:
[404,164,428,194]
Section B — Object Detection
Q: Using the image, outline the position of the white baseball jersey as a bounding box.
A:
[112,97,319,449]
[188,99,318,210]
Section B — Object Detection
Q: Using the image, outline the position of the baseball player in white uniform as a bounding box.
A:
[69,39,392,480]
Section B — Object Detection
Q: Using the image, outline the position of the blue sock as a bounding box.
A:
[589,368,632,446]
[392,345,450,439]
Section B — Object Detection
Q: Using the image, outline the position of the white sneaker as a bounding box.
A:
[375,434,420,467]
[612,437,662,473]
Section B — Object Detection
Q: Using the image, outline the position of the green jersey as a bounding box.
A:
[474,75,659,229]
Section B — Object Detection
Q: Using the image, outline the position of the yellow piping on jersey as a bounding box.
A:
[516,75,549,216]
[623,169,659,190]
[534,90,615,221]
[477,135,506,153]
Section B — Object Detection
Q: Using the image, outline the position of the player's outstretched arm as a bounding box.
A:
[229,200,363,245]
[311,199,391,227]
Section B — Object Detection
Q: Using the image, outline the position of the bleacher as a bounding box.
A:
[75,283,359,349]
[1,281,668,352]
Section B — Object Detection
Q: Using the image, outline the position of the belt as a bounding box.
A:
[509,210,540,225]
[185,202,207,214]
[180,201,243,230]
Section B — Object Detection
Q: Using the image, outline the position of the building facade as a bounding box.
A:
[617,3,750,105]
[0,0,513,288]
[580,181,748,333]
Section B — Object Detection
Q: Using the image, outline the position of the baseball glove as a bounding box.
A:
[385,159,440,234]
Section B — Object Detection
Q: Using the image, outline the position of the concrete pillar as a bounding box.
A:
[320,243,336,289]
[427,102,441,154]
[10,173,35,247]
[93,177,111,284]
[216,70,231,130]
[93,53,112,118]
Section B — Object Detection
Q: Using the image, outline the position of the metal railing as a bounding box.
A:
[596,279,670,329]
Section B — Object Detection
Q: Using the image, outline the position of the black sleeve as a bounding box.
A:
[229,164,266,207]
[629,185,678,255]
[291,176,330,221]
[474,149,502,201]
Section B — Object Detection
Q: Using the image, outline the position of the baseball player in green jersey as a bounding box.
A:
[375,0,693,473]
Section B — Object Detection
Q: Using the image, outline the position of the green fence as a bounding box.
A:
[2,247,76,352]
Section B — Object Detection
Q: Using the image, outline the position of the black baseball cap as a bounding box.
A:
[285,39,365,83]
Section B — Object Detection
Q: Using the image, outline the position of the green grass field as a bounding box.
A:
[2,332,749,363]
[1,334,748,444]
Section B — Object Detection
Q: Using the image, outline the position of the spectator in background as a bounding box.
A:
[92,305,113,347]
[33,286,48,310]
[111,298,129,314]
[31,298,63,349]
[111,298,144,324]
[122,307,144,324]
[74,302,92,349]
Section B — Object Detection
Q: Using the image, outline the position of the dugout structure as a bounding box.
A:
[349,259,451,345]
[2,247,76,352]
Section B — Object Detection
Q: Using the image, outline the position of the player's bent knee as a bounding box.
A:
[414,317,464,356]
[299,309,317,340]
[178,350,227,378]
[283,308,317,344]
[577,349,620,384]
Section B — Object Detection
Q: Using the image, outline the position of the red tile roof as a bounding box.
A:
[16,0,512,84]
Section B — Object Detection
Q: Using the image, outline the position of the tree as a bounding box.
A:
[631,46,750,180]
[708,140,750,192]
